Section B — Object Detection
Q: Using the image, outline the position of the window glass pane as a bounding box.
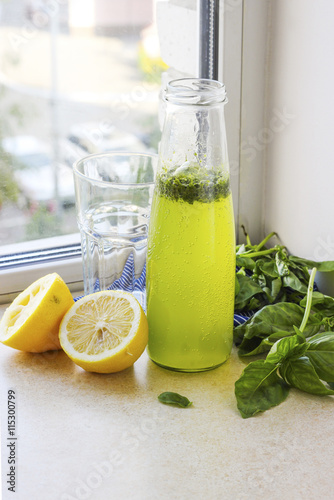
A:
[0,0,164,245]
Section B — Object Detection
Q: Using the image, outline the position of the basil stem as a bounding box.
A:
[299,267,317,334]
[241,225,252,246]
[240,248,277,259]
[254,231,277,252]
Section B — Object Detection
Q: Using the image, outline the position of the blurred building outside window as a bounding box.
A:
[0,0,168,247]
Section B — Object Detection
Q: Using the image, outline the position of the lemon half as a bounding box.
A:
[59,291,148,373]
[0,273,74,352]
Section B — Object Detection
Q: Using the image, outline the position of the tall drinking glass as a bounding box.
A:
[73,152,157,308]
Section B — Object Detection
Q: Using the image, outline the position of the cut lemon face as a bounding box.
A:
[0,273,74,352]
[59,291,148,373]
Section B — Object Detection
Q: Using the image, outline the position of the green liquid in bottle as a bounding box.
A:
[146,165,235,372]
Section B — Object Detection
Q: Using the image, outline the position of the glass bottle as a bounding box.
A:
[146,78,235,372]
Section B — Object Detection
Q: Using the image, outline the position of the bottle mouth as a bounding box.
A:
[164,78,228,105]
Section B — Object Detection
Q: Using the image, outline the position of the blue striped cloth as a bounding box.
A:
[75,253,146,303]
[75,254,252,327]
[92,253,146,294]
[233,311,254,327]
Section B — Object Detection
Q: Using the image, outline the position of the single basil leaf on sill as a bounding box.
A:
[266,335,309,365]
[306,331,334,383]
[235,359,290,418]
[279,357,334,396]
[158,392,193,408]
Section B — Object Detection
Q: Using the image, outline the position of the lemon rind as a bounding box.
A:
[0,273,57,341]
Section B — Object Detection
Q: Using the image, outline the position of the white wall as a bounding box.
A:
[220,0,244,241]
[264,0,334,294]
[236,0,270,244]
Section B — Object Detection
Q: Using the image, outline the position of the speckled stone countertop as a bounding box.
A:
[1,300,334,500]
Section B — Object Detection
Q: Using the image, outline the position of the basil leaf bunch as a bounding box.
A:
[235,268,334,418]
[234,229,334,356]
[235,229,334,314]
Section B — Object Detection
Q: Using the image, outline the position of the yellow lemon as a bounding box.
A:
[59,290,148,373]
[0,273,74,352]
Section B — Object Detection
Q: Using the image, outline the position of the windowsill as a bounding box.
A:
[0,233,83,303]
[0,232,81,257]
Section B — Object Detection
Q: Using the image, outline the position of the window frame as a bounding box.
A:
[1,0,265,301]
[0,233,83,302]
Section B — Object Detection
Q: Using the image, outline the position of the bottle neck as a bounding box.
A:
[164,78,228,107]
